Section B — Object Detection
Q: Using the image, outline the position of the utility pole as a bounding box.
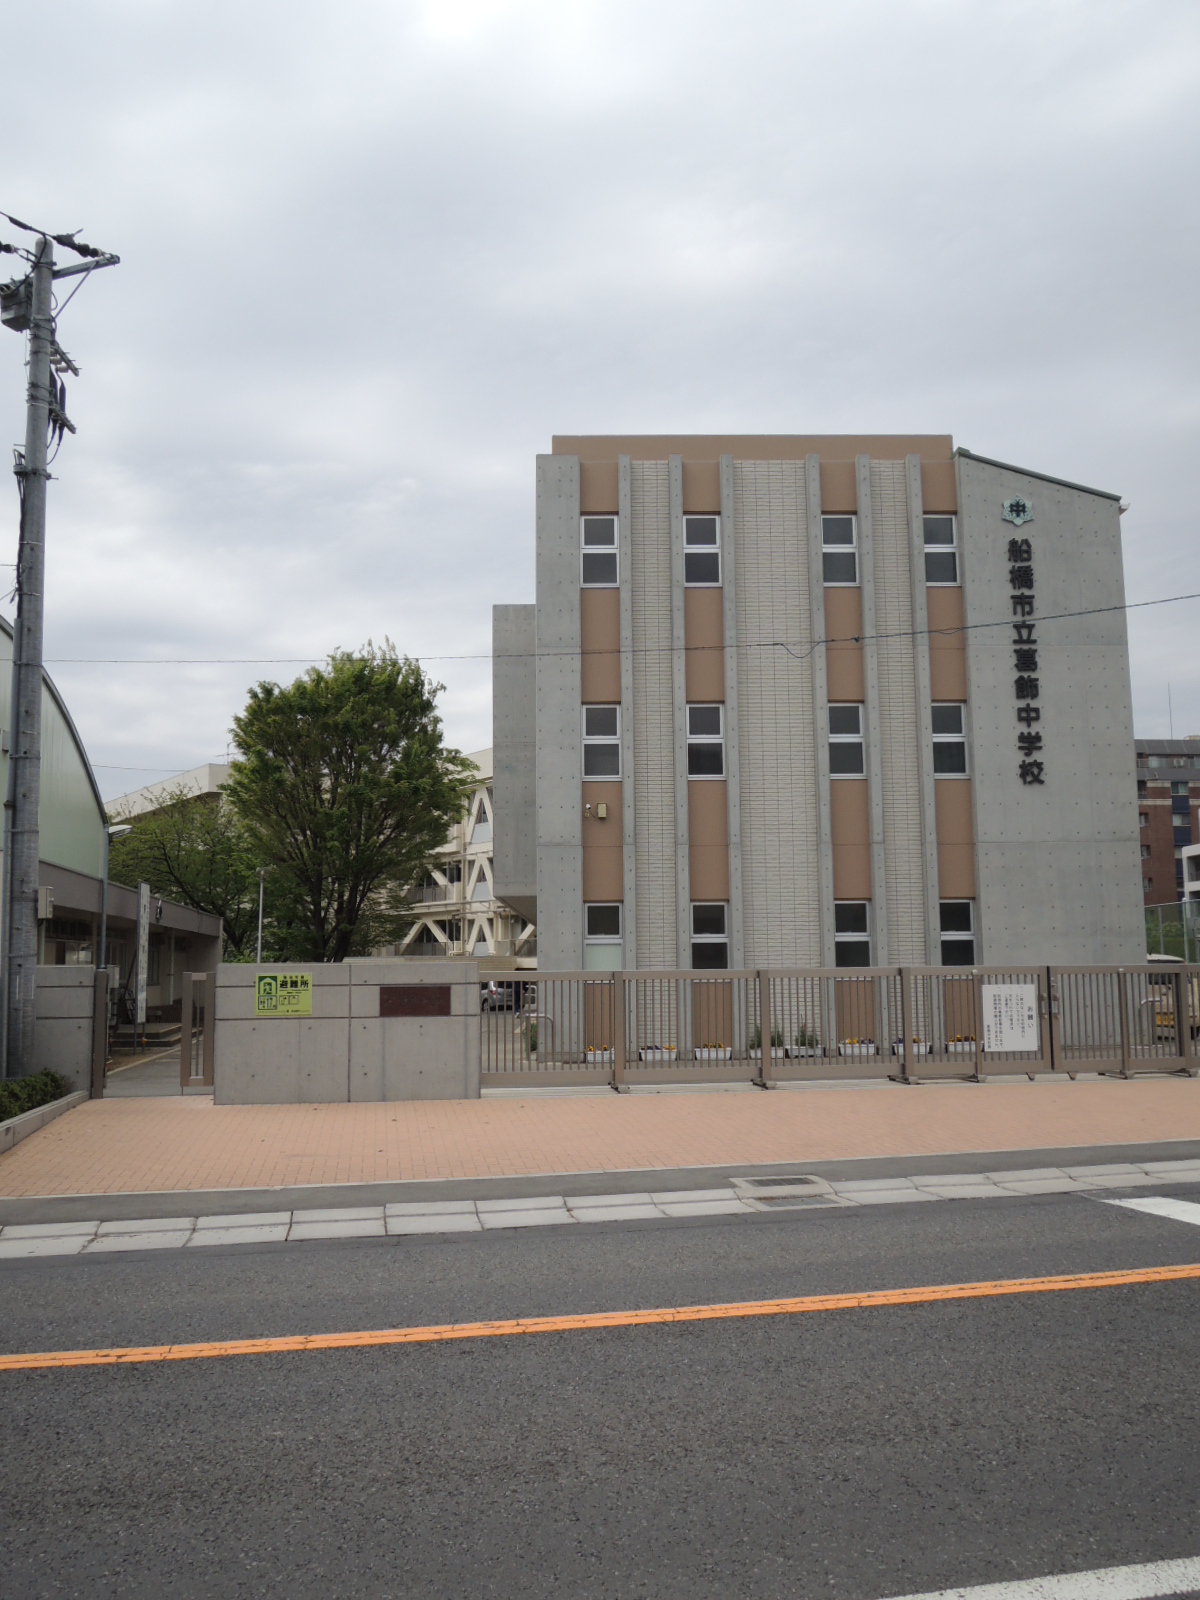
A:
[4,236,54,1076]
[0,216,118,1077]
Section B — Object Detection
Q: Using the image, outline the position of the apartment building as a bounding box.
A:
[1136,737,1200,903]
[494,436,1143,972]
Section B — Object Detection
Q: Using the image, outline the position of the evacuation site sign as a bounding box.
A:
[255,972,313,1018]
[980,983,1039,1052]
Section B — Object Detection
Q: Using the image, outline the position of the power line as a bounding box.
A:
[32,585,1200,668]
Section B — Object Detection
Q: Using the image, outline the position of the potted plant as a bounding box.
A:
[944,1035,976,1055]
[694,1041,732,1062]
[790,1027,820,1058]
[838,1037,877,1057]
[891,1036,930,1060]
[638,1042,678,1061]
[749,1026,786,1060]
[585,1045,614,1065]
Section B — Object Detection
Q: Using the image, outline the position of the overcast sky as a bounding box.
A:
[1,0,1197,800]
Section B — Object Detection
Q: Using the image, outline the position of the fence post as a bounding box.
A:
[612,972,626,1092]
[179,971,195,1090]
[756,970,774,1088]
[90,968,109,1098]
[893,967,912,1083]
[1175,968,1196,1076]
[1117,968,1131,1078]
[971,970,984,1082]
[202,973,216,1087]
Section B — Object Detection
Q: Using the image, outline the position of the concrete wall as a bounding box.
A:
[214,962,481,1104]
[958,452,1143,964]
[492,604,537,924]
[34,967,100,1093]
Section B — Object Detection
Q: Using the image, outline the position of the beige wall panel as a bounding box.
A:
[688,781,729,899]
[819,461,858,512]
[580,459,619,513]
[871,460,926,962]
[824,586,865,702]
[927,586,967,702]
[682,459,721,511]
[830,780,872,900]
[557,435,954,465]
[734,460,821,966]
[685,588,725,702]
[921,461,957,513]
[631,461,677,966]
[582,781,624,900]
[580,588,622,703]
[935,779,976,898]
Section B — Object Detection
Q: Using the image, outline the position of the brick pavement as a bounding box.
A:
[2,1078,1200,1198]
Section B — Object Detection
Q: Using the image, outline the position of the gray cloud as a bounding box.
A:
[0,0,1197,799]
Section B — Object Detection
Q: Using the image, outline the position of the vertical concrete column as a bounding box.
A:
[856,454,890,964]
[618,456,637,970]
[535,454,584,970]
[806,453,836,968]
[720,454,745,970]
[906,454,941,963]
[668,455,692,969]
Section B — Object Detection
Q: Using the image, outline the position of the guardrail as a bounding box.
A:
[479,966,1200,1088]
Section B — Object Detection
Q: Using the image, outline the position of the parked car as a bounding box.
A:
[481,980,520,1011]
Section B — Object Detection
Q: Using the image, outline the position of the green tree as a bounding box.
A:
[224,644,475,963]
[107,788,261,958]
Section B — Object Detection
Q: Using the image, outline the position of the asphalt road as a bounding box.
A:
[3,1190,1200,1599]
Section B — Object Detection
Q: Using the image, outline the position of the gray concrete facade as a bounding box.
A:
[491,603,537,925]
[957,452,1143,964]
[534,455,583,970]
[720,455,746,970]
[806,453,836,967]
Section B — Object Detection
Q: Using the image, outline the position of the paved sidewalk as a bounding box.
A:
[2,1077,1200,1200]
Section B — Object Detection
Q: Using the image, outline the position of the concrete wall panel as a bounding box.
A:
[580,588,621,703]
[492,603,537,922]
[631,460,677,967]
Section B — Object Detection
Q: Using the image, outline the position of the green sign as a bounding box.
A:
[255,972,313,1017]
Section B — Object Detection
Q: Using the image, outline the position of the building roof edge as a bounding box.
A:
[955,448,1122,504]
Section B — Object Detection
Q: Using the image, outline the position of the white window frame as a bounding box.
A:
[923,514,958,586]
[939,900,975,965]
[931,702,968,776]
[821,515,858,586]
[833,901,871,967]
[828,703,864,777]
[580,515,618,588]
[683,515,721,587]
[690,902,729,970]
[582,705,621,778]
[686,703,724,778]
[584,902,623,971]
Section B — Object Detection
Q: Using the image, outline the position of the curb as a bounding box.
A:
[4,1136,1200,1225]
[0,1090,89,1159]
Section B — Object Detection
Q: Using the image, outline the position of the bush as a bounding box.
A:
[0,1070,72,1125]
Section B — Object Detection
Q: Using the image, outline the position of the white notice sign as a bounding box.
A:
[981,983,1039,1053]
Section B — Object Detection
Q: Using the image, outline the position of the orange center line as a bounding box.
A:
[2,1262,1197,1372]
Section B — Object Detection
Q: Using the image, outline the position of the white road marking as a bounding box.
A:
[879,1552,1200,1600]
[1103,1196,1200,1228]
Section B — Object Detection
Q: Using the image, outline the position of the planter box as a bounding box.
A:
[694,1047,732,1062]
[838,1043,877,1058]
[891,1042,930,1059]
[944,1042,977,1055]
[638,1047,678,1062]
[749,1048,787,1061]
[788,1046,820,1058]
[585,1050,614,1065]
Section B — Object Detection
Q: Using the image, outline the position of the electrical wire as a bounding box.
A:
[31,585,1200,668]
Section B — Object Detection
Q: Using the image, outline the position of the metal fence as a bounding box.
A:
[178,972,215,1090]
[479,966,1199,1087]
[1146,901,1200,964]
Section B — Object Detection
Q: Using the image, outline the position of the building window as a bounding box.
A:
[1137,780,1147,794]
[581,516,618,586]
[1139,812,1149,828]
[1172,782,1189,797]
[687,704,724,777]
[1141,843,1152,859]
[1143,877,1153,892]
[931,703,968,774]
[684,515,721,586]
[940,901,975,965]
[828,704,864,775]
[822,515,857,585]
[691,903,729,969]
[1175,826,1193,847]
[834,902,871,966]
[924,515,958,585]
[584,902,622,971]
[582,705,621,777]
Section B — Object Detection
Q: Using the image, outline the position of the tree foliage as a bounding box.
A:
[224,644,475,963]
[108,788,261,958]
